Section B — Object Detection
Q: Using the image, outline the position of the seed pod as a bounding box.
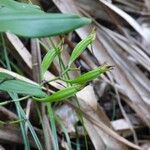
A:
[41,46,61,78]
[65,64,112,84]
[33,85,82,102]
[68,30,96,67]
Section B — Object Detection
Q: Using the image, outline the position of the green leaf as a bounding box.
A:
[47,103,59,150]
[0,0,91,38]
[0,73,46,97]
[56,116,72,150]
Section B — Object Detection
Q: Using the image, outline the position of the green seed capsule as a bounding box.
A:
[33,85,82,103]
[41,46,60,78]
[68,30,96,67]
[65,64,112,84]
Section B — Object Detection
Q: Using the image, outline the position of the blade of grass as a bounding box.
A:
[33,85,82,102]
[1,33,30,150]
[1,34,43,150]
[0,95,29,106]
[47,102,59,150]
[19,102,43,150]
[75,125,81,150]
[56,116,72,150]
[9,93,31,150]
[1,34,11,70]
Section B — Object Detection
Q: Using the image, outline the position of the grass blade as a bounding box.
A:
[47,103,59,150]
[9,93,31,150]
[56,116,72,150]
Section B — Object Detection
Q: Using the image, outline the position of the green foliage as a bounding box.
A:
[0,73,46,97]
[0,1,111,149]
[0,0,91,37]
[56,116,72,150]
[0,32,111,103]
[38,32,111,105]
[47,103,59,150]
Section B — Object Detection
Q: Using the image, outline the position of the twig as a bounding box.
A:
[108,72,139,145]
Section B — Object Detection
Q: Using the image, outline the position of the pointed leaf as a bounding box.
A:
[0,0,91,38]
[0,73,46,97]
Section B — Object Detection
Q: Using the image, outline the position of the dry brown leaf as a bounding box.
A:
[83,118,105,150]
[55,104,78,133]
[97,0,145,38]
[0,126,42,148]
[144,0,150,11]
[0,107,17,121]
[77,85,97,111]
[0,67,38,86]
[71,98,141,150]
[52,0,150,128]
[111,117,142,132]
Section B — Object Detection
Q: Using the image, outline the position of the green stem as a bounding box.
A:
[9,93,30,150]
[56,116,72,150]
[47,102,59,150]
[0,96,30,106]
[1,34,11,70]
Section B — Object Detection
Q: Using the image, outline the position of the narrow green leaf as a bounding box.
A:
[1,31,43,149]
[68,30,96,67]
[47,103,59,150]
[0,14,91,38]
[64,64,112,84]
[0,73,46,97]
[9,93,31,150]
[33,85,82,102]
[56,116,72,150]
[0,0,91,38]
